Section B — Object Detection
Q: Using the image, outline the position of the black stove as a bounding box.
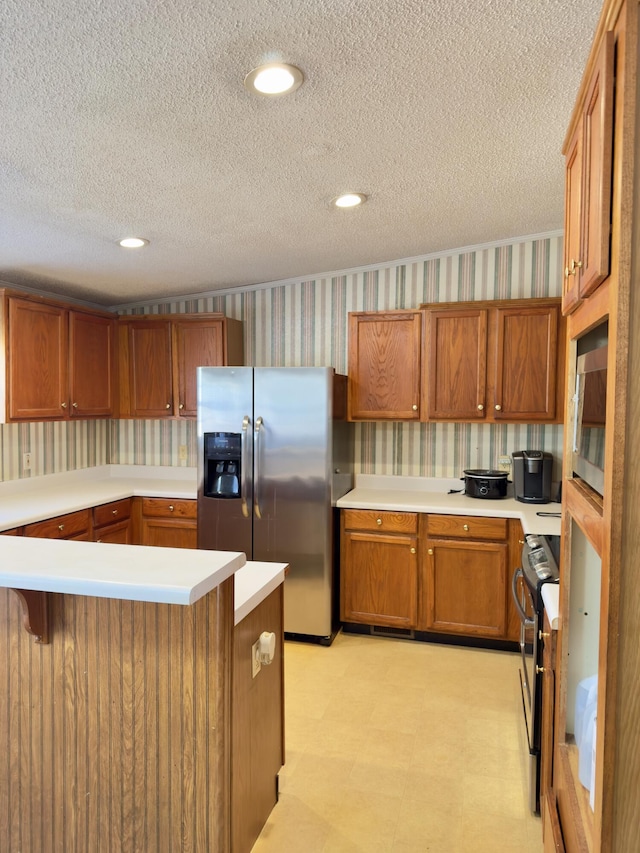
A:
[521,533,560,595]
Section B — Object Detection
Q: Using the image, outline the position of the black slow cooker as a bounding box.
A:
[462,469,510,499]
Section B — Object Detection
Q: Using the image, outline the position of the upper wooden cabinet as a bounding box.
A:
[347,310,424,420]
[562,31,615,315]
[422,298,565,424]
[118,313,243,418]
[2,293,116,422]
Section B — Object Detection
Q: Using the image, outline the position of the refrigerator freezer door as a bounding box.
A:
[254,367,334,637]
[197,367,254,556]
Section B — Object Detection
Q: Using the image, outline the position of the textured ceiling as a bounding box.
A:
[1,0,601,307]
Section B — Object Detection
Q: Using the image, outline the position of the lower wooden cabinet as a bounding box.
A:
[341,509,419,628]
[24,509,91,541]
[341,509,520,642]
[540,611,558,813]
[93,499,132,544]
[135,497,197,549]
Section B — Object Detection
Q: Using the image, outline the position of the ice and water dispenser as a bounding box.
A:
[203,432,241,498]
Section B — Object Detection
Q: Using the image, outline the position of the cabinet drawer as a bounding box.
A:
[342,509,418,534]
[24,509,91,539]
[426,514,507,540]
[93,498,132,528]
[142,498,197,519]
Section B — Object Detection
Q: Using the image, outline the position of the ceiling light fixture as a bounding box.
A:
[119,237,149,249]
[244,62,304,96]
[332,193,368,209]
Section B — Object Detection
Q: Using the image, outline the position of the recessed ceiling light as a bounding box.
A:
[333,193,368,209]
[244,63,304,96]
[119,237,149,248]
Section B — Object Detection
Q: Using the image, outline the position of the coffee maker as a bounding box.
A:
[512,450,553,504]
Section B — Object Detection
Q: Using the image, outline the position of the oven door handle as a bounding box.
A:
[511,567,535,625]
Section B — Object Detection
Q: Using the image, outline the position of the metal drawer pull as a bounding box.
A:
[410,547,416,554]
[376,518,382,525]
[412,404,418,411]
[427,548,433,555]
[536,665,545,674]
[477,404,484,410]
[539,630,551,640]
[61,402,67,408]
[112,509,118,515]
[179,403,184,410]
[495,404,502,411]
[58,524,64,531]
[72,402,78,408]
[168,505,174,512]
[463,524,469,531]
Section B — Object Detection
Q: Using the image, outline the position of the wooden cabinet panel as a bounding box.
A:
[540,612,557,813]
[342,509,418,534]
[93,498,132,528]
[421,298,564,424]
[563,32,615,314]
[542,791,566,852]
[140,518,197,549]
[94,519,133,544]
[8,298,68,420]
[69,311,116,418]
[427,308,487,419]
[174,320,224,417]
[127,321,174,417]
[348,311,423,420]
[24,509,91,540]
[494,305,559,421]
[341,530,418,628]
[120,313,243,419]
[423,539,507,637]
[425,514,507,541]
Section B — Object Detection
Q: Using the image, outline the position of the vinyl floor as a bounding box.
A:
[252,630,543,853]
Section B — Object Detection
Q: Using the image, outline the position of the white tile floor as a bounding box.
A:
[252,631,543,852]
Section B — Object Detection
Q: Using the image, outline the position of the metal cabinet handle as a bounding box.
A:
[254,417,264,519]
[495,404,502,411]
[518,539,525,545]
[376,518,382,526]
[112,509,118,516]
[241,415,250,518]
[412,404,418,411]
[463,524,469,531]
[168,505,174,512]
[427,548,433,555]
[536,665,545,674]
[565,258,583,277]
[539,630,551,640]
[58,524,64,531]
[477,404,484,411]
[410,547,416,554]
[72,402,78,408]
[179,403,184,410]
[61,402,67,409]
[165,403,171,409]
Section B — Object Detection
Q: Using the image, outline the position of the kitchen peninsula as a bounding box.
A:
[0,469,287,853]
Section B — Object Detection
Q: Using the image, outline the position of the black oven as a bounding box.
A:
[511,533,559,814]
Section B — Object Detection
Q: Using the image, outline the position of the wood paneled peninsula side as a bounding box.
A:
[0,535,244,853]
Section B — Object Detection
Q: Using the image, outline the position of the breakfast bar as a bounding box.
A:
[0,532,285,853]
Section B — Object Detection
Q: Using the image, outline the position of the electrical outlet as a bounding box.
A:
[498,455,511,472]
[178,444,188,461]
[251,639,261,678]
[22,452,32,472]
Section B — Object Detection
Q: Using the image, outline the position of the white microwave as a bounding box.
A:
[572,342,607,497]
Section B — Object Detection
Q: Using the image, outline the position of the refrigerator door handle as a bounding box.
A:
[241,415,251,518]
[253,416,264,519]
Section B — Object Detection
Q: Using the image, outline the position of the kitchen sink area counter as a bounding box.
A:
[337,474,562,537]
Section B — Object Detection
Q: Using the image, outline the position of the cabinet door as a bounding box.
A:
[494,305,558,421]
[341,531,418,628]
[94,519,133,544]
[424,539,507,637]
[348,312,423,420]
[69,311,116,418]
[140,518,197,549]
[8,298,68,420]
[562,121,583,315]
[426,308,488,419]
[174,319,225,417]
[128,321,173,417]
[579,31,615,300]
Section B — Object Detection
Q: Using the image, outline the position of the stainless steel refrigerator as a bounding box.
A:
[197,366,353,644]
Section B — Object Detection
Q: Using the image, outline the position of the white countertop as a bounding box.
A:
[235,561,288,625]
[0,534,244,605]
[336,475,562,536]
[0,464,197,531]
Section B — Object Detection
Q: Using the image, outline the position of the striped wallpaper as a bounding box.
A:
[0,233,565,482]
